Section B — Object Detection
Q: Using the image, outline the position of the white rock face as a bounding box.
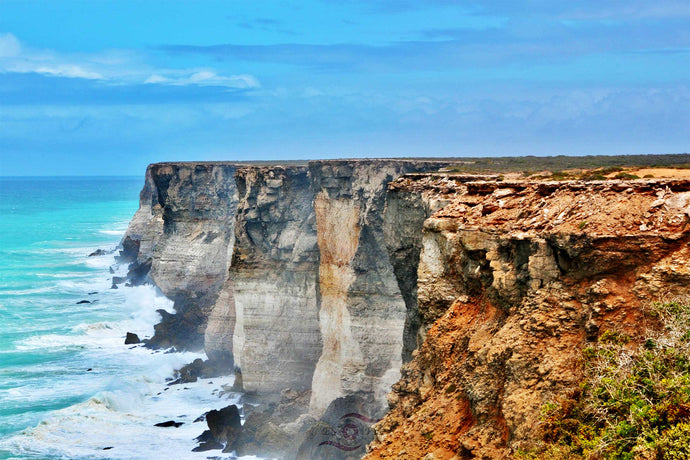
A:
[310,192,364,416]
[123,160,457,431]
[227,166,322,394]
[120,162,239,350]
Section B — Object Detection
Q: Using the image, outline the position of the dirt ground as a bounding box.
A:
[631,168,690,179]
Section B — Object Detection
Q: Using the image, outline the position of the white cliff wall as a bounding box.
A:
[120,162,239,350]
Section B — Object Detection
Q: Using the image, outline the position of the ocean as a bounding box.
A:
[0,177,244,460]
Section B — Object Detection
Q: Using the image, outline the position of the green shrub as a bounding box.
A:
[614,172,640,180]
[528,300,690,459]
[657,422,690,460]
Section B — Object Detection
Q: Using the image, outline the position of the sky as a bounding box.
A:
[0,0,688,176]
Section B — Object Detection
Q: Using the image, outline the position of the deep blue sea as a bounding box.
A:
[0,177,241,460]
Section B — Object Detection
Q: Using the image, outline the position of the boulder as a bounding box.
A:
[207,404,242,440]
[124,332,141,345]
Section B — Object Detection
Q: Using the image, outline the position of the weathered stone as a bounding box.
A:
[205,404,242,450]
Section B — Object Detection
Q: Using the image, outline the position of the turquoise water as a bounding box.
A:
[0,177,240,460]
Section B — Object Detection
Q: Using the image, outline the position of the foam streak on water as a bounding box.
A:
[0,178,254,460]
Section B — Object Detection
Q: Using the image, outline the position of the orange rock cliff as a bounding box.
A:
[367,176,690,459]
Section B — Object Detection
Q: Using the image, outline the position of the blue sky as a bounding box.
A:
[0,0,688,175]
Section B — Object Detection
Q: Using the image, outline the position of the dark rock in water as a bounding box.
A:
[115,236,140,264]
[234,391,311,458]
[231,369,243,392]
[89,249,107,257]
[169,358,232,385]
[76,300,91,304]
[87,368,92,372]
[205,404,242,451]
[191,440,224,452]
[194,413,208,423]
[126,259,151,286]
[124,332,141,345]
[102,446,114,450]
[195,429,213,442]
[88,291,98,295]
[112,276,126,285]
[109,266,115,274]
[154,420,183,428]
[110,283,118,289]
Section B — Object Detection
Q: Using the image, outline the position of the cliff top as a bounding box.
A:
[149,152,690,173]
[391,174,690,238]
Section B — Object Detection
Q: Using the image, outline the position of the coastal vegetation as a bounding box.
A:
[444,153,690,175]
[526,300,690,459]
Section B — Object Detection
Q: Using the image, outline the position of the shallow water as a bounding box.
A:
[0,177,253,460]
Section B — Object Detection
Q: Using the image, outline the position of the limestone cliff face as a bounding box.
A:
[201,161,454,407]
[197,160,457,459]
[224,165,321,394]
[367,178,690,459]
[121,162,239,350]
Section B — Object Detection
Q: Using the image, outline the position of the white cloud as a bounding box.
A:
[144,70,260,89]
[144,74,171,84]
[33,64,104,80]
[0,32,259,89]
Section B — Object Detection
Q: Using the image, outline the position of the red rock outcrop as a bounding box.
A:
[367,178,690,459]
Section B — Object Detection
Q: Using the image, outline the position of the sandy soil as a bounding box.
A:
[631,168,690,179]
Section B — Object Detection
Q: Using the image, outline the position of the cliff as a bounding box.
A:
[121,161,690,459]
[366,177,690,459]
[121,159,456,458]
[120,162,239,350]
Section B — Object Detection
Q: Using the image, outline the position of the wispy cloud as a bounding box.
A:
[0,33,259,90]
[143,71,259,89]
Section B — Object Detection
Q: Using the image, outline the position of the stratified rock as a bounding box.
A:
[224,166,321,396]
[218,160,455,421]
[120,163,239,351]
[124,332,141,345]
[367,178,690,459]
